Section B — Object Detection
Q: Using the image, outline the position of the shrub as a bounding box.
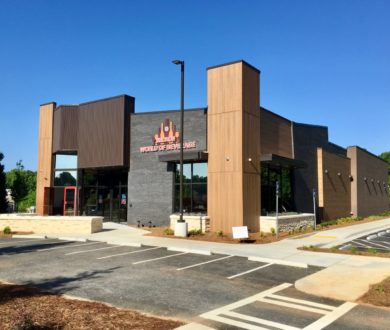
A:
[350,247,358,254]
[216,230,224,237]
[270,227,276,236]
[259,231,265,238]
[3,226,11,235]
[367,247,377,254]
[163,228,174,235]
[188,229,203,236]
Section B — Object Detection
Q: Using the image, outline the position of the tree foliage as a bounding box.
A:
[379,152,390,197]
[0,152,7,213]
[5,160,36,212]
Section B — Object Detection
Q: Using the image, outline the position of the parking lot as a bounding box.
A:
[339,228,390,253]
[1,237,390,329]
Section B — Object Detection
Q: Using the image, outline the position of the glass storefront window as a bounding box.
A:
[261,165,294,215]
[55,154,77,169]
[174,162,207,214]
[54,170,77,186]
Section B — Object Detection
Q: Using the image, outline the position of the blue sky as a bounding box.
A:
[0,0,389,171]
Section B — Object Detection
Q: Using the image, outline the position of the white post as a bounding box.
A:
[313,188,317,231]
[276,181,279,239]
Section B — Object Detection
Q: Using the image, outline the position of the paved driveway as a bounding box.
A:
[1,237,389,329]
[339,227,390,253]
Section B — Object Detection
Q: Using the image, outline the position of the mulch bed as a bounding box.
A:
[359,277,390,307]
[143,226,289,244]
[0,283,184,330]
[141,214,390,244]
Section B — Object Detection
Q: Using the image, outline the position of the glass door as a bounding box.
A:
[63,186,77,216]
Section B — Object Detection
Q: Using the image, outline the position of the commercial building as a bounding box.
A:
[36,60,389,233]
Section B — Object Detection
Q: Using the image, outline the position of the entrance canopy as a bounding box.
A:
[158,150,208,163]
[261,154,306,169]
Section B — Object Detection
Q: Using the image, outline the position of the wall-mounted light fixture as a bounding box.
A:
[226,156,230,161]
[364,177,367,181]
[371,178,374,183]
[349,175,353,182]
[324,169,329,174]
[337,172,341,177]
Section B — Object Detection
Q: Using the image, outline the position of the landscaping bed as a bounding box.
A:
[0,282,184,330]
[144,226,290,244]
[143,212,390,244]
[359,277,390,307]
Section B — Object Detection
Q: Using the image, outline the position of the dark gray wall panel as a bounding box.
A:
[127,109,207,226]
[292,123,329,213]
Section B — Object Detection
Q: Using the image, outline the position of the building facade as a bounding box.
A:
[36,60,389,233]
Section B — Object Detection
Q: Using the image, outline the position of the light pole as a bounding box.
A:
[172,60,186,236]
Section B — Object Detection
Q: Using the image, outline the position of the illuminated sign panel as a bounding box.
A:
[140,119,197,153]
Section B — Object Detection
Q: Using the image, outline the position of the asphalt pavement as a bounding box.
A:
[1,236,390,329]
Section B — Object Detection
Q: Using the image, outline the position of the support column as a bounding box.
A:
[36,102,56,215]
[207,61,261,233]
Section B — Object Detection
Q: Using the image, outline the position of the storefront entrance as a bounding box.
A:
[63,186,77,216]
[79,169,128,222]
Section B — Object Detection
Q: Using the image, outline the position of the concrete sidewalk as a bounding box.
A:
[35,218,390,302]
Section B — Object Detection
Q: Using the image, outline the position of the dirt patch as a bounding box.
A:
[359,277,390,307]
[298,246,390,259]
[0,283,184,330]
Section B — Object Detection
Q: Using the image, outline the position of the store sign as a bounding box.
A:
[140,119,197,153]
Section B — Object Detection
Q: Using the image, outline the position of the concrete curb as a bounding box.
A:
[248,256,308,268]
[12,234,47,239]
[57,237,88,242]
[175,323,215,329]
[107,241,142,247]
[168,247,212,255]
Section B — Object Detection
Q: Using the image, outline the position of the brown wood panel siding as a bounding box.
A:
[317,148,351,220]
[347,146,389,217]
[36,103,55,215]
[260,110,292,158]
[52,106,79,153]
[78,95,134,168]
[207,61,261,233]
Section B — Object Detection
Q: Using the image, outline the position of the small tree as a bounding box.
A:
[379,151,390,201]
[5,160,36,212]
[0,152,7,213]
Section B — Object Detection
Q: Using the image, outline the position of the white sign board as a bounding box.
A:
[232,226,249,239]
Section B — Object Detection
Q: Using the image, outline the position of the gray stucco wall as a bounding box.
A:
[127,109,207,227]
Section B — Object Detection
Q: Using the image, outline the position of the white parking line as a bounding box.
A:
[227,263,273,280]
[201,283,356,330]
[0,239,47,246]
[133,252,187,265]
[304,302,356,330]
[97,246,163,260]
[37,241,103,252]
[223,311,299,330]
[350,240,372,249]
[356,239,390,250]
[65,245,124,255]
[176,255,234,271]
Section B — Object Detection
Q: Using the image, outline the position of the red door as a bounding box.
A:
[63,187,77,216]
